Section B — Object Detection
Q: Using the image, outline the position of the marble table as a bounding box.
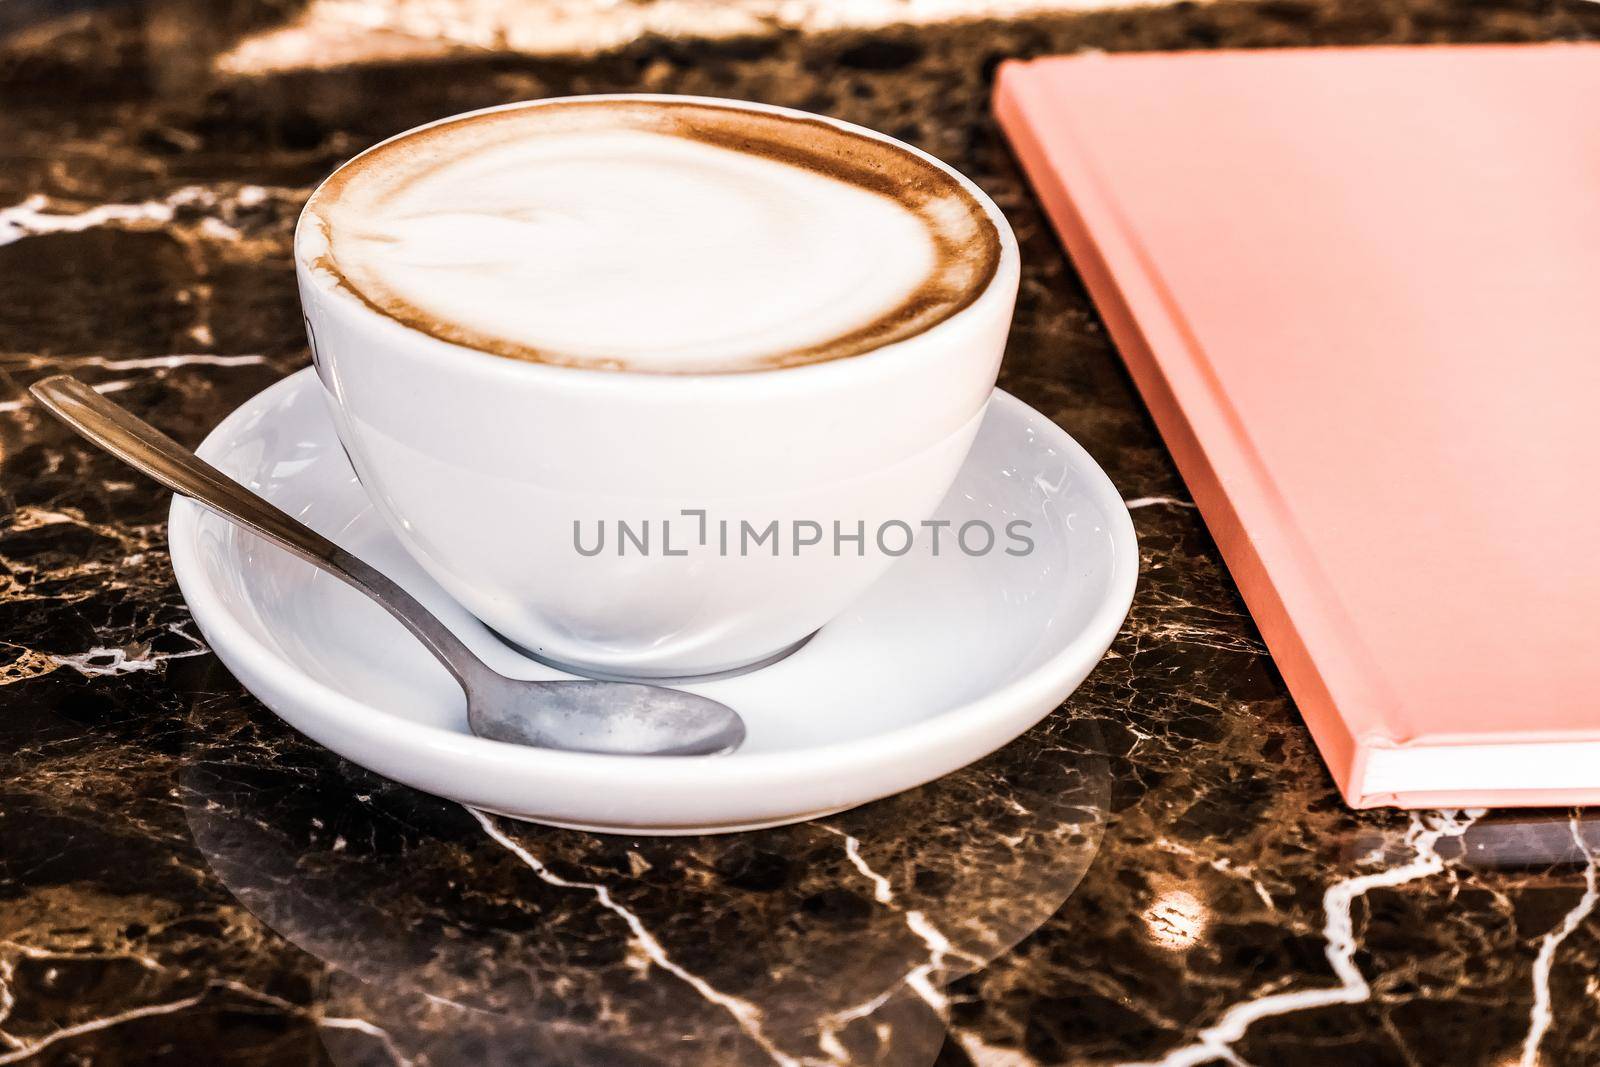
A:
[2,1,1599,1063]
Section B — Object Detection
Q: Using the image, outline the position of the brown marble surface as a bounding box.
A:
[4,1,1600,1064]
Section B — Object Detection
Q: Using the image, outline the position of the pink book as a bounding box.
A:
[995,45,1600,808]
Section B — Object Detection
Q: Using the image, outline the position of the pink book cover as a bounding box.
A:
[994,45,1600,808]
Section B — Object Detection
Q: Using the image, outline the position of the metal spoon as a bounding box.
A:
[30,374,746,757]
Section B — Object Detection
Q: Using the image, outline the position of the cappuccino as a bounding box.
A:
[299,98,1000,374]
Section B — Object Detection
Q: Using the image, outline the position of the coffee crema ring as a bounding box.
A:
[300,98,1003,374]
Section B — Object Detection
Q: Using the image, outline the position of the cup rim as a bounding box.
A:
[293,92,1020,388]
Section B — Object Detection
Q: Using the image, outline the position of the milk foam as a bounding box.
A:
[301,101,999,373]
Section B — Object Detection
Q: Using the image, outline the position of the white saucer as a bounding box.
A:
[169,369,1137,834]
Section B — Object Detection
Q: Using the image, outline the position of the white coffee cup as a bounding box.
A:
[294,95,1019,678]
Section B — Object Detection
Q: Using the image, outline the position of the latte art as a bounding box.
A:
[299,99,1001,373]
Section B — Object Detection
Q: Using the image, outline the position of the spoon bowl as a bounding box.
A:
[469,678,744,756]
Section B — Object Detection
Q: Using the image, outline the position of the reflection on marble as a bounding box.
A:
[212,0,1143,73]
[177,710,1108,1065]
[4,0,1600,1063]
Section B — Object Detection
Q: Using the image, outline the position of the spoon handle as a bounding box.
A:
[30,374,493,691]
